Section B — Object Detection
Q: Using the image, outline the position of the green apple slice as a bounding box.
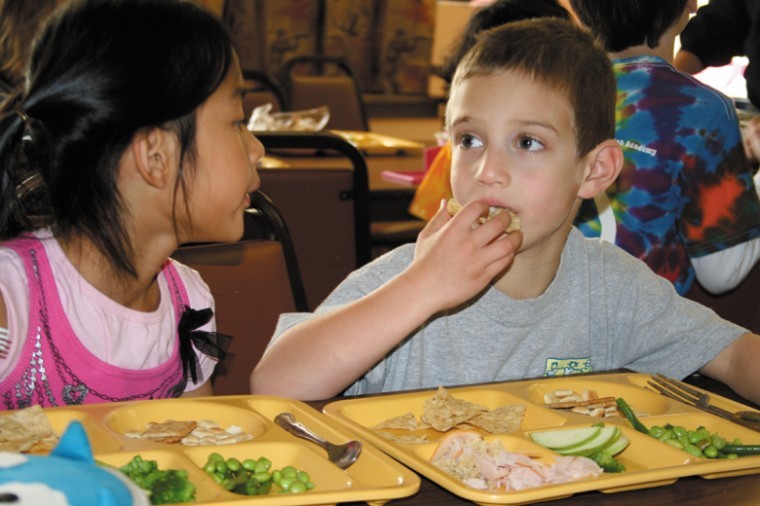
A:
[529,426,602,451]
[601,433,629,456]
[555,426,621,457]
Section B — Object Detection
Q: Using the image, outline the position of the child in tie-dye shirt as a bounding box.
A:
[571,0,760,296]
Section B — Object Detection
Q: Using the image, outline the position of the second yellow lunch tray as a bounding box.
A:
[322,372,760,505]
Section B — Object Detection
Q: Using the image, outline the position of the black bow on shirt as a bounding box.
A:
[178,306,233,384]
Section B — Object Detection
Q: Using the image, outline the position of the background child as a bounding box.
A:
[251,18,760,407]
[0,0,263,408]
[569,0,760,297]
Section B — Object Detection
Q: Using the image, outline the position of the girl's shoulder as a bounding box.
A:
[165,257,214,309]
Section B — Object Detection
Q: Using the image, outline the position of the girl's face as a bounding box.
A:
[180,58,263,243]
[447,70,588,255]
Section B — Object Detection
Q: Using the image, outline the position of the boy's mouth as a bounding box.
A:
[446,199,521,233]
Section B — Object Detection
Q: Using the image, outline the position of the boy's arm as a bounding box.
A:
[700,332,760,405]
[250,202,521,400]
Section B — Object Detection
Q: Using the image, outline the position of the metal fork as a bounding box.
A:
[647,374,760,432]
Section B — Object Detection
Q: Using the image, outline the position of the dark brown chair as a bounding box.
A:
[685,260,760,334]
[253,131,371,308]
[280,55,369,131]
[171,191,307,395]
[242,69,289,119]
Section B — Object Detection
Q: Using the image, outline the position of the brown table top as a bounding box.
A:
[261,147,424,193]
[306,374,760,506]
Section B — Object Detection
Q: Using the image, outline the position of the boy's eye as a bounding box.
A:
[456,133,484,150]
[517,135,544,152]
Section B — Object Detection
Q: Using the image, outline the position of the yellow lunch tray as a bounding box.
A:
[322,372,760,505]
[32,395,420,505]
[330,130,426,156]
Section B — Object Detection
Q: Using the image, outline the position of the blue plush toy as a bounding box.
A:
[0,421,148,506]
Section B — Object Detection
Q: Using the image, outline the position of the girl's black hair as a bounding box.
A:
[0,0,234,275]
[439,0,570,83]
[569,0,689,52]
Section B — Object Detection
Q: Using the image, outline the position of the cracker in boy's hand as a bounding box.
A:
[446,199,521,233]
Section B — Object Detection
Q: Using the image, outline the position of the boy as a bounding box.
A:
[250,18,760,405]
[569,0,760,297]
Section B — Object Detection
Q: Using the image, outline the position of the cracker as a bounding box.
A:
[139,420,197,444]
[377,431,429,444]
[0,405,57,453]
[467,404,526,434]
[446,199,521,233]
[421,387,488,432]
[373,412,422,431]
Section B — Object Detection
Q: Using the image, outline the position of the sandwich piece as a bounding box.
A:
[446,199,521,233]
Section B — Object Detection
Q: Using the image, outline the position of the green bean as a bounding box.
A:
[279,476,296,491]
[242,459,257,471]
[289,481,307,494]
[254,458,272,473]
[665,439,684,450]
[253,472,271,483]
[643,422,757,460]
[721,444,760,456]
[711,435,727,450]
[683,444,703,457]
[226,458,242,472]
[201,453,315,496]
[703,446,718,458]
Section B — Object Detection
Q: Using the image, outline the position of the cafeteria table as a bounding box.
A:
[308,374,760,506]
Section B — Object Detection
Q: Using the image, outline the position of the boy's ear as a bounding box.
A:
[577,139,623,199]
[130,128,175,190]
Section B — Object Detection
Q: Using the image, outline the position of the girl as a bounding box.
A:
[0,0,263,408]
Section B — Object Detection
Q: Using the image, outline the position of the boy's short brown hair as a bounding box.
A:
[450,18,615,159]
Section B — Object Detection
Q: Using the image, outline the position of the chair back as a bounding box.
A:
[171,191,306,395]
[242,69,289,118]
[254,131,371,307]
[281,55,369,131]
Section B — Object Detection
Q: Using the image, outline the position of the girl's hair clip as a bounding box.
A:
[14,102,30,124]
[16,173,44,200]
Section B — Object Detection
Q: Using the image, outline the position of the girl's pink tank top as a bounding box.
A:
[0,236,189,408]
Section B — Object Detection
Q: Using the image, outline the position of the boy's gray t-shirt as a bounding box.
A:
[272,228,747,395]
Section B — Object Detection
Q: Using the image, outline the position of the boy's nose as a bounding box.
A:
[476,151,510,186]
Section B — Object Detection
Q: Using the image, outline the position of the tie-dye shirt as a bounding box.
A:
[575,55,760,295]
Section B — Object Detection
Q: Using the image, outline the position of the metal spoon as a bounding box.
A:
[274,412,362,469]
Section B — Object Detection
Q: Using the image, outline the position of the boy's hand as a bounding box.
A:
[408,200,521,312]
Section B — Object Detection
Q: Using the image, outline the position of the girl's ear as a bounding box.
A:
[130,128,176,190]
[577,139,623,199]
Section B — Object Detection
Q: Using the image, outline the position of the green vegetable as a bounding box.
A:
[201,454,314,496]
[720,445,760,456]
[119,455,196,505]
[588,450,626,473]
[615,398,649,435]
[646,424,758,459]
